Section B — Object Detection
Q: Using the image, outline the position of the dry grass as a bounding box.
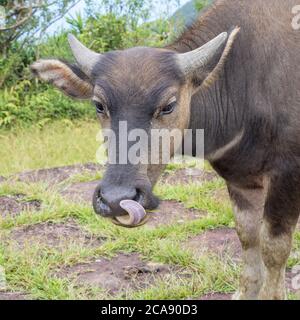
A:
[0,120,100,176]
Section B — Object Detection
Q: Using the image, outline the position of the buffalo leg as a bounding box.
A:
[259,170,300,300]
[227,181,266,300]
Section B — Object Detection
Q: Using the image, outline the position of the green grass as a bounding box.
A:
[0,120,100,176]
[0,120,299,300]
[61,171,104,185]
[155,179,233,224]
[0,156,238,299]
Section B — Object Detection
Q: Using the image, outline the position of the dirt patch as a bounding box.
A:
[183,228,242,261]
[0,176,5,183]
[198,293,232,300]
[146,201,207,228]
[59,253,174,295]
[13,163,103,184]
[160,169,218,185]
[0,292,29,300]
[0,195,41,219]
[6,220,103,250]
[61,181,99,204]
[12,165,218,186]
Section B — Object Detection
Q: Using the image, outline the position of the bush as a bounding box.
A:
[0,0,190,129]
[0,80,94,129]
[79,13,176,52]
[0,45,36,88]
[80,14,128,52]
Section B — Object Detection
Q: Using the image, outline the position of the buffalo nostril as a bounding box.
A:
[93,184,143,217]
[98,201,111,217]
[93,185,111,217]
[133,189,143,203]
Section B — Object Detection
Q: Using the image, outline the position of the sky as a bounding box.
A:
[48,0,191,34]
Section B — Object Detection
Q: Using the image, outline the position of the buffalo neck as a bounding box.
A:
[166,2,251,157]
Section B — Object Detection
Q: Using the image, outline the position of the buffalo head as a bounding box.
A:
[31,28,239,225]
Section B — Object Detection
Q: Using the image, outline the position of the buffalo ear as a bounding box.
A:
[177,27,240,90]
[31,59,93,99]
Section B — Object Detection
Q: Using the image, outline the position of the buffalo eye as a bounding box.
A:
[160,100,177,116]
[93,101,105,114]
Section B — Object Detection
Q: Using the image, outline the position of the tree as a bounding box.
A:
[0,0,81,56]
[85,0,181,29]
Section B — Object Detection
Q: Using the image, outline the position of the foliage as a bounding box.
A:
[0,1,80,87]
[80,13,128,52]
[86,0,151,28]
[78,13,176,52]
[0,81,94,128]
[0,0,80,56]
[0,0,209,129]
[194,0,210,12]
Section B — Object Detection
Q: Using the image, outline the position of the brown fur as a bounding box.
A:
[31,60,93,99]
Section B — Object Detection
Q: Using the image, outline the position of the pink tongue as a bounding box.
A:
[114,200,147,226]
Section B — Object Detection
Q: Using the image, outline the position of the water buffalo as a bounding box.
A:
[31,0,300,300]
